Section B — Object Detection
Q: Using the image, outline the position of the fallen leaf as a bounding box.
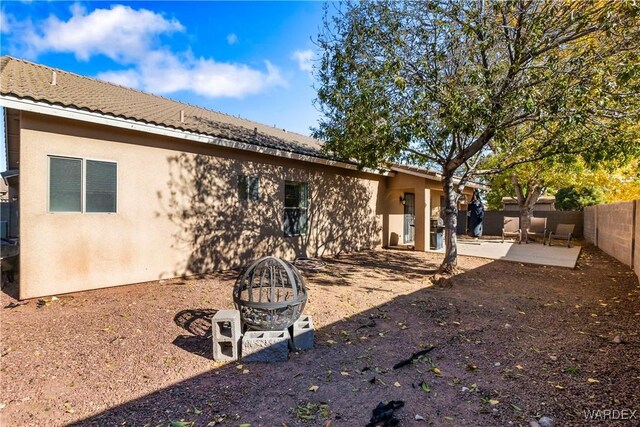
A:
[420,381,431,393]
[236,364,243,370]
[340,371,350,376]
[587,378,600,383]
[325,340,336,346]
[432,367,442,376]
[394,381,401,387]
[242,369,250,374]
[489,399,499,405]
[63,402,75,414]
[308,385,319,392]
[554,384,565,390]
[515,365,523,370]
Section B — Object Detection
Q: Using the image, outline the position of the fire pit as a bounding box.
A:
[233,256,308,331]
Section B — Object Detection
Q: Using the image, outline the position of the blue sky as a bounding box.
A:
[0,1,329,171]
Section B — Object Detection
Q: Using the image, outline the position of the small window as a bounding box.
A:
[86,160,117,213]
[48,156,117,213]
[49,157,82,212]
[284,181,308,236]
[238,175,259,202]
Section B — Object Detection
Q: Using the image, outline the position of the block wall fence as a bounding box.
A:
[457,210,584,238]
[584,200,639,282]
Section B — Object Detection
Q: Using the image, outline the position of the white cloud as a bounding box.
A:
[7,3,288,99]
[0,11,10,33]
[97,50,286,98]
[95,69,141,88]
[226,33,238,45]
[291,49,314,73]
[22,4,183,62]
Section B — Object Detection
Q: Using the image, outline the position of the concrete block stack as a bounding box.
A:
[211,310,315,363]
[211,310,241,362]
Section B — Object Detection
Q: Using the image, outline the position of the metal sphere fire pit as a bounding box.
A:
[233,256,308,331]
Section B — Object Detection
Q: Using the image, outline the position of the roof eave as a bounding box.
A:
[0,95,391,177]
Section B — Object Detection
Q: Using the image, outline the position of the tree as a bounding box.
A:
[555,186,604,211]
[486,154,636,224]
[314,0,639,272]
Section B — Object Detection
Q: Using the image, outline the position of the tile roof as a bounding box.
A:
[0,56,331,160]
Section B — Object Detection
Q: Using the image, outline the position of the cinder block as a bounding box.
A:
[212,310,241,362]
[242,330,290,363]
[289,315,314,351]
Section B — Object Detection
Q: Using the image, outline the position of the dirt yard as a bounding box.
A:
[1,245,639,427]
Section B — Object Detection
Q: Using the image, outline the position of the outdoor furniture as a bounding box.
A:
[501,217,521,243]
[547,223,575,247]
[525,217,547,244]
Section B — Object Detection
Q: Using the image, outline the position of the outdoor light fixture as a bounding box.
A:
[400,196,406,205]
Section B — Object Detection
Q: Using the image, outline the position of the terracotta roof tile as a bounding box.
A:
[0,56,330,160]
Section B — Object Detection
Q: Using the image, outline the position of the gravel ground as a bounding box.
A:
[1,245,638,427]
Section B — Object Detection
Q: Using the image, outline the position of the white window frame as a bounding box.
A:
[238,174,260,202]
[284,180,309,237]
[47,155,118,214]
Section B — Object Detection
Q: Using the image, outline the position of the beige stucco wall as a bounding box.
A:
[384,172,430,250]
[19,112,385,299]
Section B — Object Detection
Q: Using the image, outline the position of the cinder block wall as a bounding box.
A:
[595,201,634,267]
[635,203,640,279]
[583,206,596,243]
[457,210,584,237]
[584,200,639,283]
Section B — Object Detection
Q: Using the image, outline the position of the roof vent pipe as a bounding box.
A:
[51,71,57,86]
[180,110,185,123]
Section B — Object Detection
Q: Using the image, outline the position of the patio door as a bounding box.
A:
[403,192,415,243]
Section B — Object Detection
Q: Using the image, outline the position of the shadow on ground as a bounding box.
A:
[65,246,640,427]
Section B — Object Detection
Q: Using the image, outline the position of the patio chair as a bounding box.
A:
[525,217,547,244]
[547,223,575,247]
[501,217,521,243]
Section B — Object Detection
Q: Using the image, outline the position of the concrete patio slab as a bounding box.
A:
[456,240,581,268]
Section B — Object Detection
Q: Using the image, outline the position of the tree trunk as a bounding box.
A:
[439,173,459,274]
[511,175,543,238]
[519,204,534,231]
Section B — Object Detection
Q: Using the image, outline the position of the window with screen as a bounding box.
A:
[48,156,117,213]
[284,180,308,236]
[49,157,82,212]
[86,160,117,212]
[238,175,259,202]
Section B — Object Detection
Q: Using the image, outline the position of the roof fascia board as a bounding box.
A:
[390,165,488,190]
[0,95,390,176]
[391,166,442,181]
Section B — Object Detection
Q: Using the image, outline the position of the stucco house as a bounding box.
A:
[0,56,477,299]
